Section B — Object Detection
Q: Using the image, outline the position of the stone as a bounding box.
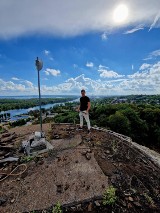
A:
[0,197,7,206]
[57,184,63,193]
[128,196,134,202]
[10,198,15,203]
[76,204,82,211]
[88,202,93,211]
[133,201,141,207]
[85,153,91,160]
[94,200,101,207]
[81,150,87,155]
[64,183,69,191]
[71,206,76,211]
[127,203,132,208]
[86,185,90,190]
[102,184,105,188]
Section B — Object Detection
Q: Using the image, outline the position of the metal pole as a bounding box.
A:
[38,68,42,135]
[35,57,43,137]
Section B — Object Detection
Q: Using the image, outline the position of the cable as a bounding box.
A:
[0,163,27,182]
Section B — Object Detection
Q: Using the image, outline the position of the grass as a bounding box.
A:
[52,202,62,213]
[103,186,117,206]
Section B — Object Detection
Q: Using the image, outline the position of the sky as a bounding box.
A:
[0,0,160,96]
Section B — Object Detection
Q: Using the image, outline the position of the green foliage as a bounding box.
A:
[52,202,62,213]
[144,193,155,206]
[20,156,34,163]
[103,186,117,206]
[10,118,27,127]
[54,111,79,124]
[0,97,76,112]
[108,111,131,135]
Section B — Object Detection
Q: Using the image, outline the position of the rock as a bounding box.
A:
[133,201,141,207]
[105,150,110,154]
[0,157,19,164]
[85,153,91,160]
[0,197,7,206]
[57,184,63,193]
[121,200,127,207]
[128,196,134,202]
[101,155,106,159]
[86,185,90,190]
[64,183,69,190]
[88,202,93,211]
[71,206,76,211]
[81,150,87,155]
[76,204,82,211]
[127,203,132,208]
[124,193,131,196]
[102,184,105,188]
[10,198,15,203]
[37,159,44,165]
[86,138,91,142]
[94,200,101,207]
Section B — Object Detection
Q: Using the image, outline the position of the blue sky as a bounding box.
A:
[0,0,160,96]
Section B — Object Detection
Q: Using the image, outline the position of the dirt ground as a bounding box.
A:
[0,123,160,212]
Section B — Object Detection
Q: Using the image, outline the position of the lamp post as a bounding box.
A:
[35,57,43,137]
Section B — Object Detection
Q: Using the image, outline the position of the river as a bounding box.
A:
[0,98,79,121]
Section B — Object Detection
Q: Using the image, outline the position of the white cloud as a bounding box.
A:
[0,0,160,39]
[73,64,78,69]
[0,79,26,92]
[86,62,94,67]
[126,61,160,94]
[144,49,160,60]
[98,65,124,78]
[12,77,20,81]
[44,50,54,61]
[44,68,60,76]
[149,12,160,31]
[24,80,34,88]
[101,32,108,40]
[1,61,160,96]
[139,63,151,70]
[44,50,50,56]
[124,26,144,34]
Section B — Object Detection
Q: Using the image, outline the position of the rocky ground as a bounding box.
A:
[0,123,160,212]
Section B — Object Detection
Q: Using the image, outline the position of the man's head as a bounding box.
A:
[81,89,85,97]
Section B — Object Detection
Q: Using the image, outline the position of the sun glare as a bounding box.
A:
[113,4,129,23]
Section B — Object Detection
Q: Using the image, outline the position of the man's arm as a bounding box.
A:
[86,102,91,113]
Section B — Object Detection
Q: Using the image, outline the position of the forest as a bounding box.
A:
[0,97,76,112]
[53,96,160,152]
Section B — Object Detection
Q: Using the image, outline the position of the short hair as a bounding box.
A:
[81,89,85,93]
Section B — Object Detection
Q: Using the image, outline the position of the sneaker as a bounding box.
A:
[78,126,83,130]
[88,129,91,134]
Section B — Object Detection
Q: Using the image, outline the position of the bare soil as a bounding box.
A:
[0,123,160,213]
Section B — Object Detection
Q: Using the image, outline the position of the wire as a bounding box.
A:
[0,163,27,182]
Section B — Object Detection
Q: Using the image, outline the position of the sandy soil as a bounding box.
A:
[0,123,160,213]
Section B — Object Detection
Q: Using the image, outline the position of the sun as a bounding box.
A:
[113,4,129,23]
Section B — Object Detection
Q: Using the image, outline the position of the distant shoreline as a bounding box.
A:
[0,95,78,99]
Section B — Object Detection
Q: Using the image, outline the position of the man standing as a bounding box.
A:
[78,89,91,133]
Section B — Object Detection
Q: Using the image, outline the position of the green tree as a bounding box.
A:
[108,111,131,135]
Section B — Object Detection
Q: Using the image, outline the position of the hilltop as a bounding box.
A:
[0,123,160,212]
